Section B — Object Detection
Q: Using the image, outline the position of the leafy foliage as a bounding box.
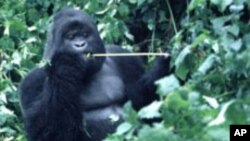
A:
[0,0,249,141]
[106,0,250,141]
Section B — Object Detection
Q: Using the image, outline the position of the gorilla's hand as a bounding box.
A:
[46,52,86,81]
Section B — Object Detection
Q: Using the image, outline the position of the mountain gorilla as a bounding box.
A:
[19,8,170,141]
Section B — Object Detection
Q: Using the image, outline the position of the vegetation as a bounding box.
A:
[0,0,250,141]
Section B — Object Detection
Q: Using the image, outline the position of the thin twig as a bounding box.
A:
[150,11,157,52]
[166,0,177,34]
[92,52,170,57]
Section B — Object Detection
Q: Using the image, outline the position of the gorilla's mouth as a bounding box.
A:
[82,52,94,60]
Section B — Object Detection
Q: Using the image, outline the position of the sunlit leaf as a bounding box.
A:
[203,95,219,109]
[198,54,218,74]
[188,0,206,11]
[115,122,132,135]
[138,101,163,119]
[208,100,235,126]
[155,75,180,96]
[138,124,179,141]
[191,33,208,48]
[211,0,233,11]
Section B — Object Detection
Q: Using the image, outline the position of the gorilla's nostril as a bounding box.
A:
[75,44,81,47]
[81,42,86,47]
[75,41,86,48]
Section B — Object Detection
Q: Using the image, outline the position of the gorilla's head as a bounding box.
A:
[44,8,106,75]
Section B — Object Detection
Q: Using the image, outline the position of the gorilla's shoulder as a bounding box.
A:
[20,67,47,88]
[19,68,46,97]
[19,67,47,109]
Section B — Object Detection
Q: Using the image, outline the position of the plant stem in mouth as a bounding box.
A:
[91,52,170,57]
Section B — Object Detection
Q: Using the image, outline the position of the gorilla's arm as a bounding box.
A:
[138,55,171,107]
[20,53,86,141]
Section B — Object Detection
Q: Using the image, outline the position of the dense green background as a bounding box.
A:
[0,0,250,141]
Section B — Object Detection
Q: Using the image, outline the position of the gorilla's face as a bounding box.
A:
[63,26,89,53]
[44,8,106,75]
[61,21,99,58]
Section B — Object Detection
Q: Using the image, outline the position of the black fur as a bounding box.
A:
[19,8,170,141]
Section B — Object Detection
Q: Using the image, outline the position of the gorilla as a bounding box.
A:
[19,8,170,141]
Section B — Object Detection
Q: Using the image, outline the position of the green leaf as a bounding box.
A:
[221,34,233,51]
[230,39,242,52]
[123,102,138,125]
[212,42,220,53]
[138,124,179,141]
[138,0,146,6]
[211,16,231,35]
[205,127,229,141]
[175,46,191,68]
[191,33,208,48]
[174,46,192,80]
[11,51,22,65]
[188,91,200,103]
[221,35,242,52]
[128,0,137,4]
[0,127,16,135]
[188,0,206,11]
[84,0,99,12]
[175,64,189,81]
[233,0,246,5]
[155,75,180,96]
[226,24,240,36]
[3,20,10,36]
[208,100,235,126]
[0,80,9,91]
[0,36,15,51]
[198,54,218,74]
[117,4,129,16]
[243,33,250,48]
[0,93,7,104]
[147,19,154,30]
[138,101,163,119]
[159,11,167,23]
[124,31,134,41]
[203,95,219,109]
[104,135,123,141]
[211,0,233,12]
[229,4,244,12]
[0,106,15,126]
[165,91,190,111]
[116,122,132,135]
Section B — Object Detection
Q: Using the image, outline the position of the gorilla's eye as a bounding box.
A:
[66,34,75,40]
[83,32,88,38]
